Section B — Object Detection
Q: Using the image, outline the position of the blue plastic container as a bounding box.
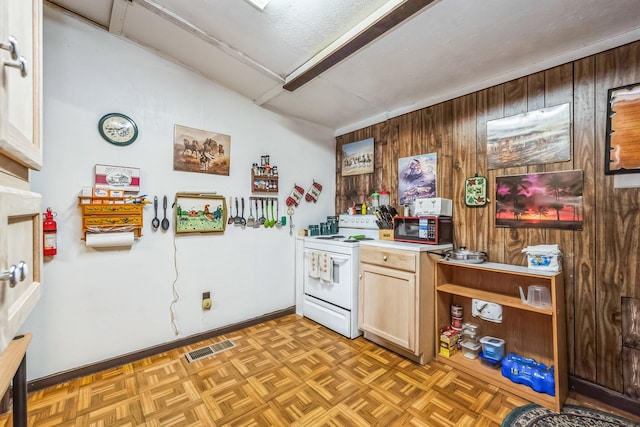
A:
[479,336,505,361]
[501,353,555,396]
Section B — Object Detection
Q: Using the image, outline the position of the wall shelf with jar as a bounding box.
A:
[251,155,278,193]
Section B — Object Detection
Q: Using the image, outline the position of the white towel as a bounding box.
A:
[319,252,333,282]
[308,251,320,279]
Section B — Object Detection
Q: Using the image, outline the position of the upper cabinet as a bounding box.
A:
[0,0,42,175]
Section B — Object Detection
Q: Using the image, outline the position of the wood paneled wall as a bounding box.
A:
[336,40,640,397]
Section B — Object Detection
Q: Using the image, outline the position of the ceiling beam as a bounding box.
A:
[283,0,438,92]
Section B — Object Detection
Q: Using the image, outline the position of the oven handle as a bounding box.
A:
[303,250,350,263]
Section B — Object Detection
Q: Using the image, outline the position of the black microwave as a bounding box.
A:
[393,216,453,245]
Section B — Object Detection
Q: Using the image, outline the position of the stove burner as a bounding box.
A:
[316,235,345,240]
[343,237,375,243]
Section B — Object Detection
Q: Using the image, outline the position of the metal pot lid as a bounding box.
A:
[446,246,483,256]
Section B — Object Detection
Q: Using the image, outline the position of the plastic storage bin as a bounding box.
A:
[460,340,481,359]
[479,336,505,361]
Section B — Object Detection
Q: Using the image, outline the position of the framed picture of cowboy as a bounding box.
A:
[173,124,231,176]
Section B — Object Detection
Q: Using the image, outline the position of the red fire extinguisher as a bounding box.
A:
[43,208,57,256]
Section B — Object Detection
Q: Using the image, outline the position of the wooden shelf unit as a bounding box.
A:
[251,171,278,193]
[78,198,143,240]
[435,260,567,412]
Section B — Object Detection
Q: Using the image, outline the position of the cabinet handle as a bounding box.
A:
[4,56,28,78]
[1,261,27,287]
[0,35,20,60]
[383,255,388,261]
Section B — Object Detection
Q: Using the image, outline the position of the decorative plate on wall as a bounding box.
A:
[465,174,488,207]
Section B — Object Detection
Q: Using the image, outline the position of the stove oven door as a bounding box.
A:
[303,249,353,309]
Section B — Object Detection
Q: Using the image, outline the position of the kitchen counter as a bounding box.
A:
[359,239,452,253]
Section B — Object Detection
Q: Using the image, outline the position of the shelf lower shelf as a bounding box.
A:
[437,284,553,315]
[436,352,560,411]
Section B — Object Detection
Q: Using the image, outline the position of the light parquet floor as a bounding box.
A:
[0,314,626,426]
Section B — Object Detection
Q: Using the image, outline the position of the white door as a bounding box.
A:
[0,0,43,356]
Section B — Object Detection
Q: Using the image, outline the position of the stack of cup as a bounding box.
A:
[451,304,463,330]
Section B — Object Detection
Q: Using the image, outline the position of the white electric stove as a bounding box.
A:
[302,214,379,338]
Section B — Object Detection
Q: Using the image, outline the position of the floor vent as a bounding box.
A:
[185,339,236,363]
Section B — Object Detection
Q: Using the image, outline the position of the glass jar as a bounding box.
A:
[371,192,380,208]
[379,190,390,206]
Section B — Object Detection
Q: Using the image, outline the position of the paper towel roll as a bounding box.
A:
[86,232,135,248]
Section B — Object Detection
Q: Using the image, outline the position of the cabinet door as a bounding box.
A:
[0,186,42,355]
[359,263,416,352]
[0,0,42,171]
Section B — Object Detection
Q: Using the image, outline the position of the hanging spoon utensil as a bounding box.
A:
[161,195,170,230]
[240,197,246,227]
[234,197,241,225]
[269,199,276,227]
[152,196,160,230]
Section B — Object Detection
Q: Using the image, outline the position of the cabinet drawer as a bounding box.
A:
[82,204,142,215]
[84,216,142,227]
[360,246,416,272]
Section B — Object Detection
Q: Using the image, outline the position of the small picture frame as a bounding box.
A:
[465,175,488,207]
[175,193,227,234]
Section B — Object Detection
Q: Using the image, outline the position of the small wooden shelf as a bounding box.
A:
[251,171,278,193]
[437,283,553,315]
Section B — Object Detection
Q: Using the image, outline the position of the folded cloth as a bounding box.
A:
[319,252,332,282]
[308,251,320,279]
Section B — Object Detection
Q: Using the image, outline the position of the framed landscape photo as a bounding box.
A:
[341,138,374,176]
[487,103,571,170]
[605,82,640,174]
[495,170,583,231]
[175,193,227,234]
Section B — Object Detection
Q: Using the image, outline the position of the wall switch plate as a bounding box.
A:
[472,298,503,323]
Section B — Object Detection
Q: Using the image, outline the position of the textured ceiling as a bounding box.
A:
[46,0,640,135]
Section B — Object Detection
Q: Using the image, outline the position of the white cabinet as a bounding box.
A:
[0,0,42,173]
[358,243,441,364]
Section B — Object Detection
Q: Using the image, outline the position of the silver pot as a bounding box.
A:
[443,246,487,263]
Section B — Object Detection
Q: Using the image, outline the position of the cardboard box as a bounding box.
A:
[92,188,109,198]
[439,342,457,357]
[527,253,562,272]
[379,230,393,240]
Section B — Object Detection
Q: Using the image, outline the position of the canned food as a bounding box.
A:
[451,304,463,317]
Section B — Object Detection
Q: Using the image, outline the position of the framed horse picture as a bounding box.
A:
[173,124,231,176]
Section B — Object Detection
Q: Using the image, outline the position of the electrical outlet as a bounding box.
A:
[202,292,212,310]
[472,298,502,323]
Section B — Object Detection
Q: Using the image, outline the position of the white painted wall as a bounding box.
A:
[22,7,336,380]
